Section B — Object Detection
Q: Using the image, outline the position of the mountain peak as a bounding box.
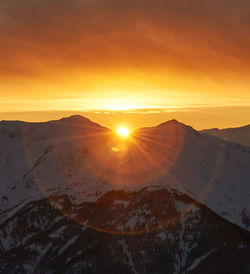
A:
[157,119,183,127]
[58,115,103,128]
[59,115,91,122]
[156,119,201,137]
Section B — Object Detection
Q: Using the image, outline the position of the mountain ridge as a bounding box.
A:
[1,116,250,273]
[201,124,250,147]
[1,116,250,233]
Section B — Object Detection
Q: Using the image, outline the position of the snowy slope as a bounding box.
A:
[1,116,250,233]
[201,124,250,147]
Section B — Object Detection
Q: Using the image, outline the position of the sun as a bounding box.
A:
[117,127,130,137]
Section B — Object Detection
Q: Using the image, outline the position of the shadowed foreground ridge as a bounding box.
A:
[1,187,250,274]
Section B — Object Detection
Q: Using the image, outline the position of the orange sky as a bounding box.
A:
[0,0,250,128]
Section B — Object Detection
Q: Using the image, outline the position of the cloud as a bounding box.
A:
[0,0,249,77]
[0,0,249,107]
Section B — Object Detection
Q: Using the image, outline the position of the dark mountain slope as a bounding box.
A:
[1,187,250,274]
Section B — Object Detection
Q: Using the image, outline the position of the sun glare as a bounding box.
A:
[117,127,130,137]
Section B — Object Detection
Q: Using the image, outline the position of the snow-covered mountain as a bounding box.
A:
[201,125,250,147]
[1,115,250,273]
